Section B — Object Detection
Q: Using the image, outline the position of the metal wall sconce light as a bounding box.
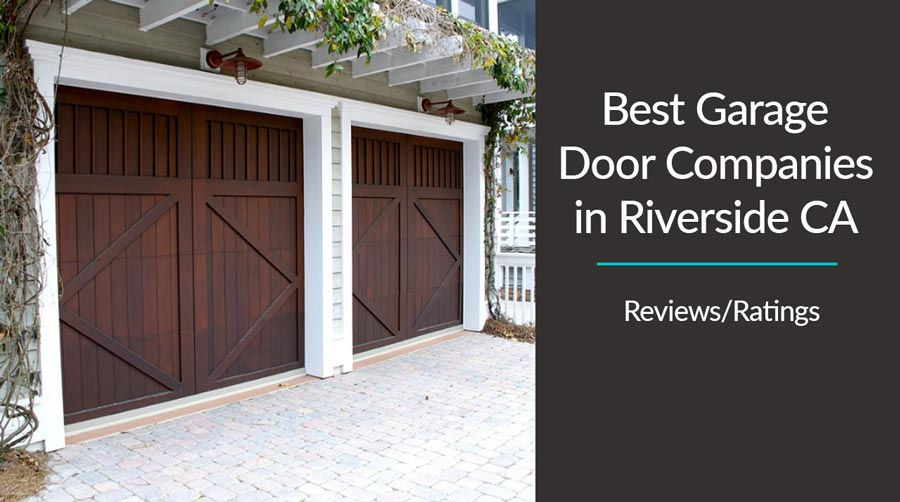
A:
[421,98,465,125]
[205,48,262,85]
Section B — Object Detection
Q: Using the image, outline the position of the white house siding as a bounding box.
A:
[332,109,344,342]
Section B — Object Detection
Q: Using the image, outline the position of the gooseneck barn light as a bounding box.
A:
[421,98,465,125]
[205,48,262,85]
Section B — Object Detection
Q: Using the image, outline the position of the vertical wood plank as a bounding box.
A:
[109,110,124,176]
[57,104,75,174]
[75,194,98,410]
[140,113,155,177]
[155,115,168,178]
[92,195,115,407]
[223,122,235,181]
[76,106,92,175]
[125,111,140,177]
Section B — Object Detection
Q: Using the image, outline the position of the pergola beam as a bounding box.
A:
[140,0,208,31]
[419,69,492,93]
[388,56,473,86]
[206,9,277,45]
[263,29,325,58]
[352,37,463,78]
[447,81,506,100]
[310,28,407,69]
[472,90,530,105]
[64,0,94,15]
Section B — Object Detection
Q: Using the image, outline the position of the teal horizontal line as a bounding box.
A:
[596,261,838,267]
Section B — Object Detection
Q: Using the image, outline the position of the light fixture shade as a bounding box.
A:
[235,60,247,85]
[205,48,262,85]
[421,98,465,125]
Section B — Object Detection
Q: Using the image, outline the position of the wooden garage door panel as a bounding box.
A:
[56,89,194,422]
[351,128,462,352]
[193,107,304,391]
[353,195,404,351]
[408,196,462,335]
[56,87,304,422]
[203,198,297,379]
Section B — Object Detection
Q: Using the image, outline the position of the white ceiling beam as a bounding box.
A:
[388,56,474,86]
[419,69,492,93]
[447,81,506,100]
[473,89,530,105]
[310,28,407,69]
[352,37,463,78]
[206,9,277,45]
[263,29,325,58]
[140,0,208,31]
[352,50,438,78]
[108,0,147,7]
[64,0,94,15]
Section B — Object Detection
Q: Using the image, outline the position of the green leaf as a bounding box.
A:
[258,14,268,28]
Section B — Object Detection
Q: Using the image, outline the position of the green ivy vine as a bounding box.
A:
[249,0,383,77]
[479,97,535,319]
[248,0,536,94]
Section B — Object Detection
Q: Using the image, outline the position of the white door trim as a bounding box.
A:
[336,100,489,372]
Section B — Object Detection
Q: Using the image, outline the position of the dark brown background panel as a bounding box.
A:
[351,128,462,353]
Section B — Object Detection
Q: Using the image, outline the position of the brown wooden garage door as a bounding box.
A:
[352,128,462,352]
[56,87,303,423]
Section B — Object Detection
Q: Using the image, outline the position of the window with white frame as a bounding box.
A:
[458,0,489,27]
[499,0,535,49]
[420,0,452,11]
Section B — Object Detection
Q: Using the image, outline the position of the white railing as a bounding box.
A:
[496,252,536,325]
[498,211,535,250]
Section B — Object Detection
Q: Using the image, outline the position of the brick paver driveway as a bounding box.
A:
[35,334,535,502]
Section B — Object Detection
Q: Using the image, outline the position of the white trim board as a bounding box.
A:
[338,100,489,338]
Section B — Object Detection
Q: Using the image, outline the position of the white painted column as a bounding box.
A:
[463,139,488,331]
[518,148,529,213]
[501,159,514,212]
[488,0,499,33]
[30,50,66,451]
[303,112,335,378]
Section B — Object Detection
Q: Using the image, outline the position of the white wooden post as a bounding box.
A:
[463,138,489,331]
[303,113,334,378]
[31,49,67,452]
[488,0,499,33]
[518,148,529,214]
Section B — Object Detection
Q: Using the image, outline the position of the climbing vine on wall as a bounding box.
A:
[0,0,51,452]
[479,97,535,320]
